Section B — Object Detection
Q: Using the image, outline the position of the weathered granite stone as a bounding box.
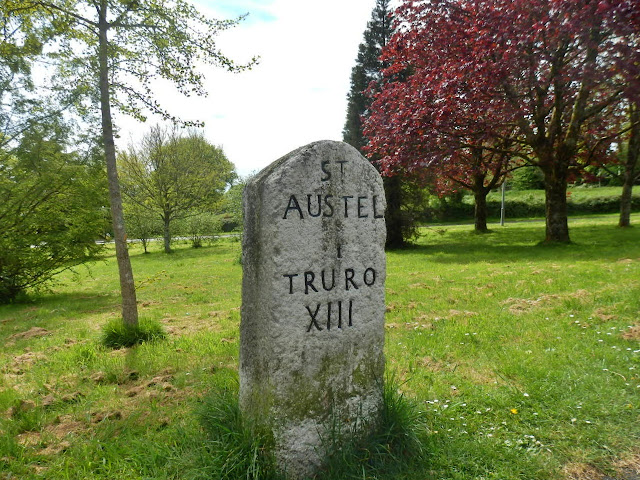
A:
[240,140,386,478]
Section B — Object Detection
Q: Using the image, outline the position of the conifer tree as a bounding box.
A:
[343,0,418,248]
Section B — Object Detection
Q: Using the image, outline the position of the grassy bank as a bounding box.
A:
[423,186,640,223]
[1,215,639,479]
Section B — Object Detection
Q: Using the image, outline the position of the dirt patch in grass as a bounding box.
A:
[16,415,86,456]
[163,314,225,336]
[502,296,554,314]
[503,290,591,314]
[7,327,50,341]
[617,258,634,265]
[593,307,617,322]
[622,326,640,341]
[3,351,47,374]
[448,309,479,318]
[124,372,176,398]
[563,462,604,480]
[418,356,449,372]
[615,452,640,477]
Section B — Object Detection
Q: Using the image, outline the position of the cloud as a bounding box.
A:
[115,0,376,177]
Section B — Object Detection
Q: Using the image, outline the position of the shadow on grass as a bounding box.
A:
[0,292,117,332]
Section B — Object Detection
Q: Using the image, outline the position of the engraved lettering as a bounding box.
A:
[307,194,322,218]
[283,195,304,219]
[373,195,384,219]
[349,300,353,326]
[321,269,336,291]
[337,300,343,329]
[342,195,354,217]
[283,273,298,294]
[363,268,376,286]
[304,271,318,294]
[345,268,358,290]
[323,195,334,217]
[321,160,331,181]
[357,196,368,218]
[306,304,323,332]
[327,302,332,330]
[337,160,347,176]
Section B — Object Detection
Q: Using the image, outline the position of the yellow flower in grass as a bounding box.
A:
[510,408,518,414]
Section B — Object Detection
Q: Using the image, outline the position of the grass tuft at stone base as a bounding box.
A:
[197,377,427,480]
[198,388,281,480]
[318,375,428,479]
[100,317,166,349]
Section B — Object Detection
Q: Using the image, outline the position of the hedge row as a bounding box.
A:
[422,191,640,222]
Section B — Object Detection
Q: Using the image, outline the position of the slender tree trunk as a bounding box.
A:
[473,188,489,233]
[384,175,404,248]
[98,7,138,327]
[619,103,639,228]
[542,162,570,243]
[163,215,172,253]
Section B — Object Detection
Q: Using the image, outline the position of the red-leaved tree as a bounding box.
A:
[365,0,640,242]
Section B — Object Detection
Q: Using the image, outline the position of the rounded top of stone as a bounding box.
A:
[249,140,377,188]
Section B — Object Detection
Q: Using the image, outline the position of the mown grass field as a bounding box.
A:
[1,214,639,479]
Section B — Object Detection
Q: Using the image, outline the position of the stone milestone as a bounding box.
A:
[240,140,387,478]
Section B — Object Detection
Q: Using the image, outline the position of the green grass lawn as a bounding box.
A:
[1,216,639,479]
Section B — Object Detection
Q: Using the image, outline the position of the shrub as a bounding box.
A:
[510,166,545,190]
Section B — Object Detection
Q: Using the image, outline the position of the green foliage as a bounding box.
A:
[0,124,107,303]
[124,204,161,253]
[119,126,236,252]
[510,167,545,190]
[176,213,222,248]
[100,317,166,349]
[217,176,251,232]
[10,0,258,127]
[343,0,394,150]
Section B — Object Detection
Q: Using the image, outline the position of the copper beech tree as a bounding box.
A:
[365,0,640,242]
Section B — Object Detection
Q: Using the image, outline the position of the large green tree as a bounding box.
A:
[0,123,106,302]
[4,0,255,326]
[343,0,421,248]
[119,126,236,253]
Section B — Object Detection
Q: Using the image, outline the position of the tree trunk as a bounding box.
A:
[542,165,570,243]
[98,7,138,327]
[473,188,489,233]
[163,215,172,253]
[619,103,639,228]
[384,175,404,248]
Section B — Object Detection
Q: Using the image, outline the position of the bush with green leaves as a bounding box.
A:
[509,166,545,190]
[0,126,107,303]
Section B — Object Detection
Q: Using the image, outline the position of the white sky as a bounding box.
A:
[114,0,378,177]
